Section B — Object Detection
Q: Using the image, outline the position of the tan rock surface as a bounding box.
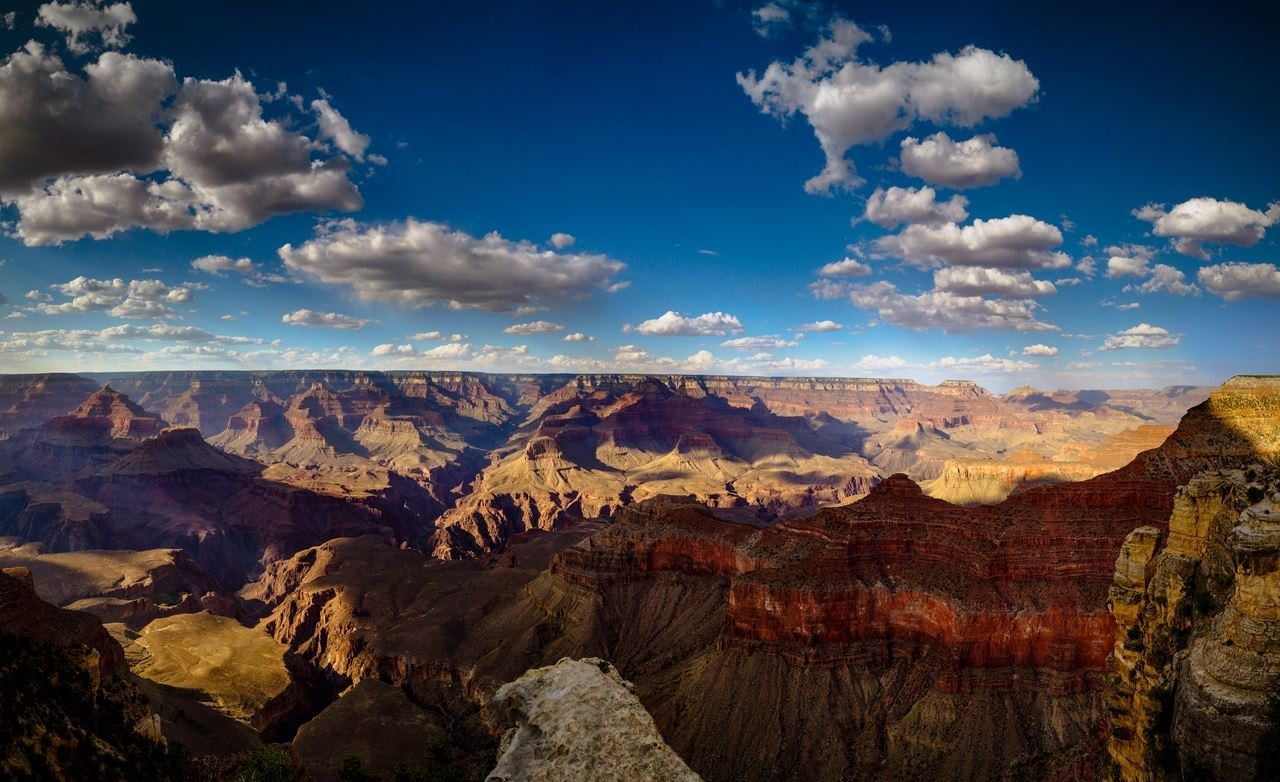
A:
[487,657,701,782]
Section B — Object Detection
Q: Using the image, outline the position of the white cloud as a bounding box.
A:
[504,320,564,334]
[861,185,968,228]
[817,257,871,277]
[421,342,473,359]
[281,308,375,329]
[33,276,195,318]
[311,98,370,161]
[280,218,626,312]
[720,335,799,350]
[1100,323,1180,350]
[899,132,1021,188]
[562,332,594,342]
[1134,197,1280,259]
[737,19,1038,193]
[797,319,845,332]
[848,280,1056,332]
[850,354,908,372]
[808,279,850,299]
[1129,264,1199,296]
[1022,343,1058,356]
[929,353,1035,373]
[371,343,415,356]
[549,232,576,249]
[1198,262,1280,301]
[37,1,136,54]
[0,46,366,244]
[875,214,1070,269]
[624,310,745,336]
[1106,255,1151,278]
[409,330,467,341]
[0,44,174,196]
[932,267,1056,297]
[190,254,287,286]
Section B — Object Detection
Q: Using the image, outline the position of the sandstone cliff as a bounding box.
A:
[1107,464,1280,781]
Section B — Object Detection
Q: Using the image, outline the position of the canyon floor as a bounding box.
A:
[5,371,1278,781]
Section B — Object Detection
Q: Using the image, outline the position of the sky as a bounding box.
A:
[0,0,1276,391]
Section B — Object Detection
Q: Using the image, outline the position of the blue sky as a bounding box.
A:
[0,0,1276,390]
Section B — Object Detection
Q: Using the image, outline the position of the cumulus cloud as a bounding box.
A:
[1197,262,1280,301]
[33,276,195,318]
[421,342,474,360]
[190,254,288,286]
[504,320,564,334]
[931,267,1055,297]
[899,132,1021,188]
[0,44,366,244]
[850,354,909,372]
[624,310,745,336]
[1106,255,1151,278]
[0,43,174,196]
[409,331,467,342]
[930,353,1035,373]
[797,319,845,332]
[860,185,968,228]
[848,280,1056,332]
[280,218,626,312]
[1134,197,1280,259]
[281,308,375,329]
[549,232,576,249]
[720,335,799,350]
[0,323,263,362]
[817,257,871,277]
[1128,264,1199,296]
[37,1,136,54]
[1022,343,1058,356]
[371,342,415,356]
[875,214,1069,269]
[562,332,594,342]
[311,98,370,161]
[737,19,1038,193]
[1100,323,1180,350]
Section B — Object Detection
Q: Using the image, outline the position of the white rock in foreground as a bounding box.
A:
[487,657,702,782]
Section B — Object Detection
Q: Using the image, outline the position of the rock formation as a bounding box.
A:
[1107,464,1280,781]
[487,657,702,782]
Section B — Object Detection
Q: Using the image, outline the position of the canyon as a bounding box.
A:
[4,370,1275,781]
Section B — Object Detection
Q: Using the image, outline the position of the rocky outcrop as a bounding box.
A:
[1106,464,1280,781]
[487,657,702,782]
